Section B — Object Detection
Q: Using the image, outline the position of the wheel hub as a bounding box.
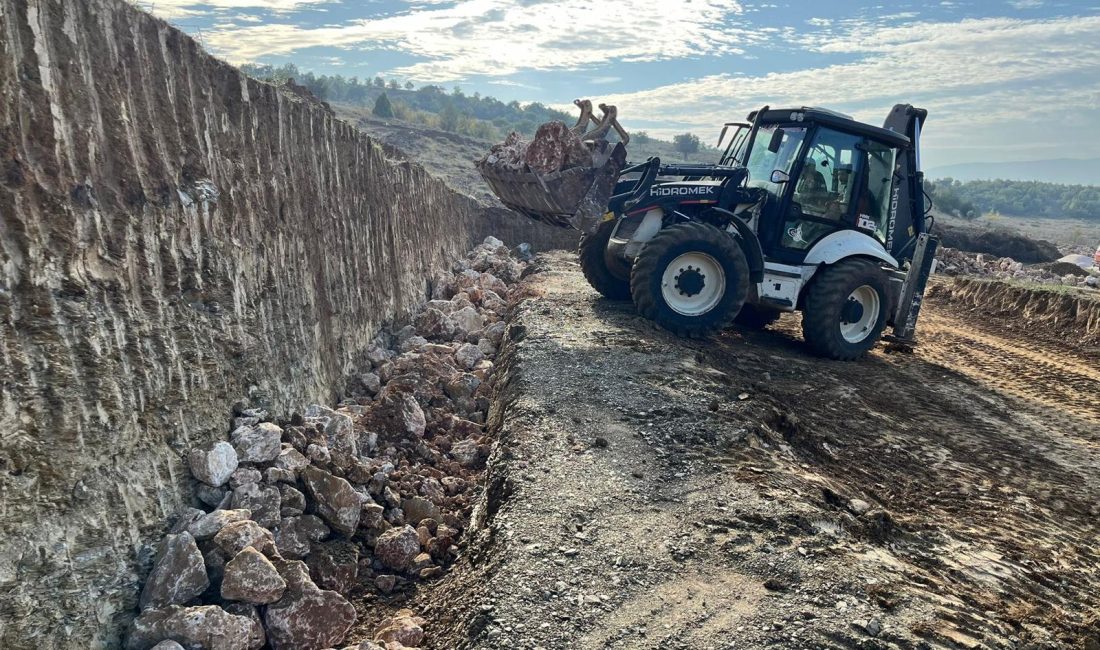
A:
[660,252,727,317]
[840,297,865,324]
[839,284,881,344]
[674,266,706,297]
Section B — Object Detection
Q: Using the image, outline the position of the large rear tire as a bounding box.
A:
[578,220,631,300]
[630,221,749,338]
[802,258,889,360]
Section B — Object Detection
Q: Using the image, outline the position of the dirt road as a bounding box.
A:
[414,252,1100,650]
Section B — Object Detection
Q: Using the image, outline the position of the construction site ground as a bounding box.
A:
[397,251,1100,650]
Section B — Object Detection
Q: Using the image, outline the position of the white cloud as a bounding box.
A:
[202,0,750,79]
[571,16,1100,164]
[145,0,335,20]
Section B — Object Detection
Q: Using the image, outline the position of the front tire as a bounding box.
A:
[802,258,889,360]
[579,220,631,300]
[630,221,749,338]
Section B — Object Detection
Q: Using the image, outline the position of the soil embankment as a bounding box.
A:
[418,252,1100,649]
[929,277,1100,346]
[0,0,561,646]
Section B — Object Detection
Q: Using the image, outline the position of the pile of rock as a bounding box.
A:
[936,247,1100,289]
[481,123,596,176]
[128,237,526,650]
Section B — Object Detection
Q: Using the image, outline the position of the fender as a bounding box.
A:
[803,230,900,270]
[702,208,765,283]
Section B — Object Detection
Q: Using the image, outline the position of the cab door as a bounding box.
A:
[771,127,868,264]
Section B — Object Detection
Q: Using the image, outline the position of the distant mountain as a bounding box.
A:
[926,158,1100,186]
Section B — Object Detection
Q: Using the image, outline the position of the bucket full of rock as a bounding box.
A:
[475,100,629,234]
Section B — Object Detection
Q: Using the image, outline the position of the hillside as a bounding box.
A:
[927,157,1100,186]
[334,104,721,209]
[928,177,1100,222]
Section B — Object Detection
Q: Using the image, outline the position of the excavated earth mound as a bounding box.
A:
[929,277,1100,346]
[937,223,1061,264]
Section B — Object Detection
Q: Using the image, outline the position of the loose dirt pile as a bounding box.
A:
[936,247,1100,289]
[936,223,1061,263]
[126,238,527,650]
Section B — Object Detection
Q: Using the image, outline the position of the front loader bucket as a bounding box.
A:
[476,142,626,234]
[476,99,630,235]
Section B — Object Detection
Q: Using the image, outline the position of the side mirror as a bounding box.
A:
[770,169,790,184]
[767,128,785,153]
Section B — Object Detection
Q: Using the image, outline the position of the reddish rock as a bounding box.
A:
[373,609,426,648]
[414,307,455,340]
[213,520,277,558]
[221,547,287,604]
[263,585,356,650]
[139,532,209,611]
[300,466,361,535]
[305,540,360,593]
[374,525,421,571]
[126,605,258,650]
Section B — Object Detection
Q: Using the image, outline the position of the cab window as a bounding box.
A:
[791,128,861,222]
[782,128,862,250]
[746,126,807,195]
[863,142,898,242]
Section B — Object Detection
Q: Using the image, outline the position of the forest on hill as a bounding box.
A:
[240,63,712,161]
[928,178,1100,221]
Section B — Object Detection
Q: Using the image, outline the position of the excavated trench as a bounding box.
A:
[0,1,566,646]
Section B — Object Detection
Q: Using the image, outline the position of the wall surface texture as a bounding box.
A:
[0,1,563,646]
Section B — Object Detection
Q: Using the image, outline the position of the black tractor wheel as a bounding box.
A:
[578,220,631,300]
[630,221,749,338]
[801,258,889,360]
[734,303,782,330]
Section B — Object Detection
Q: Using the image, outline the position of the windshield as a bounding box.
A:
[745,126,808,195]
[717,124,750,166]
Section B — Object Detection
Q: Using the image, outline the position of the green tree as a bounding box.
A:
[372,76,385,88]
[439,102,460,132]
[372,92,395,119]
[633,131,652,145]
[404,81,415,90]
[673,133,701,160]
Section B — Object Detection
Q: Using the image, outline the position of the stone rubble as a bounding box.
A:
[936,246,1100,289]
[480,121,605,176]
[127,238,525,650]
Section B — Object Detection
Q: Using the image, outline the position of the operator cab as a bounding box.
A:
[736,108,909,265]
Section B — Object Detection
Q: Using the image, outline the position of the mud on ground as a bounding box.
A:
[392,251,1100,650]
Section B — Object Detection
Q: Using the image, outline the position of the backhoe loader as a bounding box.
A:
[476,102,938,360]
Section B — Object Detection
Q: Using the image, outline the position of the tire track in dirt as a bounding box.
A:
[918,310,1100,431]
[714,301,1100,647]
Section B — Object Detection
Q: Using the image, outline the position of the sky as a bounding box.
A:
[141,0,1100,169]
